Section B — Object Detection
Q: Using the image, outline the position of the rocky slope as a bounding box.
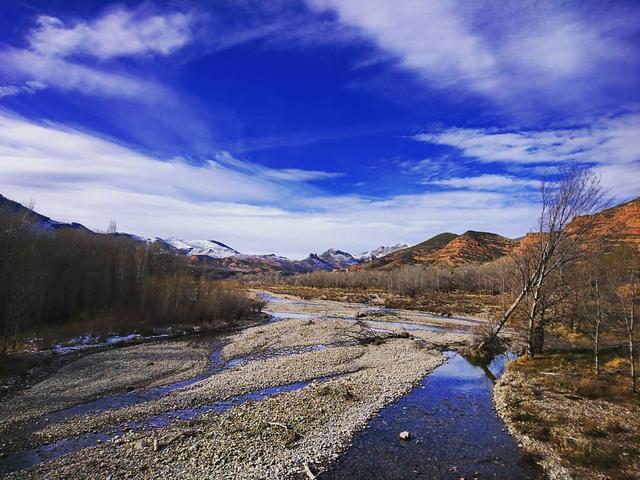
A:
[430,231,517,266]
[574,196,640,249]
[361,233,458,269]
[359,230,517,269]
[318,249,360,269]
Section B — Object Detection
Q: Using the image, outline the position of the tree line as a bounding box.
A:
[0,207,263,353]
[249,260,515,296]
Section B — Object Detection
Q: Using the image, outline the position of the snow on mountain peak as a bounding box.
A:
[356,243,410,261]
[163,238,240,258]
[318,248,360,269]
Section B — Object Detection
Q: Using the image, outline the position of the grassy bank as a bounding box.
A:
[495,350,640,480]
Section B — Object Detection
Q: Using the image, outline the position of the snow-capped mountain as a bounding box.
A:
[356,243,410,261]
[318,249,360,269]
[163,238,241,258]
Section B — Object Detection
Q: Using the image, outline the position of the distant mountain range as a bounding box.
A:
[2,193,638,275]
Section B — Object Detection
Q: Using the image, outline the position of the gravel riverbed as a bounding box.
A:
[16,339,444,479]
[2,291,486,479]
[0,339,209,434]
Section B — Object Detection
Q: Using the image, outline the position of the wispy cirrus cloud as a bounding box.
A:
[309,0,499,93]
[413,111,640,198]
[215,152,343,183]
[307,0,640,114]
[429,174,539,191]
[0,111,338,206]
[0,81,46,98]
[0,48,166,100]
[397,157,470,182]
[414,112,640,166]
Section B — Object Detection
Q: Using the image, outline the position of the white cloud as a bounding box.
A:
[414,112,640,166]
[0,81,47,98]
[0,48,165,100]
[0,111,545,258]
[430,174,539,191]
[29,9,194,59]
[306,1,639,110]
[413,112,640,199]
[0,112,341,206]
[397,157,469,182]
[308,0,499,94]
[0,6,196,100]
[214,152,343,182]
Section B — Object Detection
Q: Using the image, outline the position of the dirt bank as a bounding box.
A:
[494,351,640,480]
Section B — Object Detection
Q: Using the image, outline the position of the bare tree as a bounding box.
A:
[612,246,639,392]
[578,243,615,374]
[479,165,609,356]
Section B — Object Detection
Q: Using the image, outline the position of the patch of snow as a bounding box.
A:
[51,333,155,354]
[163,238,241,258]
[318,249,360,268]
[105,334,141,345]
[356,243,410,261]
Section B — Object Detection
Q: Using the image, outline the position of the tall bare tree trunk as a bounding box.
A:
[594,276,602,374]
[477,166,607,353]
[595,323,601,375]
[11,321,18,351]
[1,319,8,354]
[629,331,636,393]
[526,273,544,357]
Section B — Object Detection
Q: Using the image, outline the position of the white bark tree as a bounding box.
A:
[479,165,609,356]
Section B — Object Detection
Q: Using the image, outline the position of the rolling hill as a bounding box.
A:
[359,231,517,269]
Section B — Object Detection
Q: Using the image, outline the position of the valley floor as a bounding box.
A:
[0,291,528,479]
[0,290,640,480]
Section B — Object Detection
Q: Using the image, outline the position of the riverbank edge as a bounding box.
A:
[0,313,269,401]
[493,361,572,480]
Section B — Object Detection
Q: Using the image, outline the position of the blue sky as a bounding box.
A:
[1,0,639,258]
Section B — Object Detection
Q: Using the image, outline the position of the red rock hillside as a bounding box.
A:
[572,196,640,249]
[360,231,517,269]
[429,231,518,266]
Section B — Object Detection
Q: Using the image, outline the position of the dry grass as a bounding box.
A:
[497,349,640,480]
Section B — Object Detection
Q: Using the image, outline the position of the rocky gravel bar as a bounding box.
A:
[0,339,210,435]
[1,291,488,479]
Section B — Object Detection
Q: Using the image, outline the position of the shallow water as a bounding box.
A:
[0,368,343,473]
[0,337,339,474]
[324,352,541,480]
